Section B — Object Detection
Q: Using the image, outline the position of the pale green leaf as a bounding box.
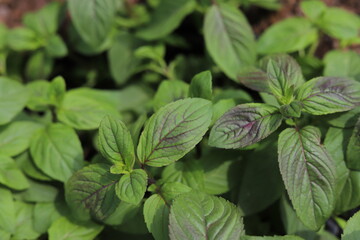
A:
[0,121,43,157]
[115,169,147,205]
[342,211,360,240]
[204,3,256,80]
[0,77,28,125]
[30,123,84,182]
[0,155,29,190]
[153,80,189,111]
[57,88,121,130]
[346,117,360,170]
[48,217,103,240]
[144,194,170,240]
[323,50,360,82]
[0,188,15,234]
[189,71,212,100]
[257,17,318,54]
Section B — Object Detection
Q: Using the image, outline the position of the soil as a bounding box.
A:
[0,0,358,56]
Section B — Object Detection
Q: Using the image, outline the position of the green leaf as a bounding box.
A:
[209,103,283,149]
[26,80,51,111]
[324,50,360,82]
[324,127,351,205]
[12,201,41,240]
[297,77,360,115]
[243,236,304,240]
[0,77,29,125]
[278,126,336,230]
[347,117,360,170]
[115,169,147,205]
[25,50,54,81]
[48,217,103,240]
[204,3,256,80]
[211,99,237,125]
[153,80,189,111]
[279,101,303,118]
[14,178,59,203]
[169,191,244,240]
[0,121,43,157]
[300,0,327,21]
[57,88,121,130]
[7,27,42,51]
[265,54,304,101]
[33,202,61,234]
[16,151,52,181]
[136,0,196,40]
[103,201,140,226]
[342,211,360,240]
[334,171,360,214]
[144,194,170,240]
[325,108,360,128]
[318,7,360,40]
[30,123,84,182]
[68,0,117,48]
[108,32,142,85]
[0,155,29,190]
[45,34,68,57]
[48,76,66,107]
[23,1,63,36]
[98,115,135,168]
[257,17,318,54]
[65,163,120,221]
[0,188,15,234]
[162,160,205,190]
[137,98,212,167]
[236,139,284,216]
[189,71,212,100]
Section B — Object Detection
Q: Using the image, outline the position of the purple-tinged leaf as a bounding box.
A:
[297,77,360,115]
[209,103,283,149]
[137,98,212,167]
[278,126,336,230]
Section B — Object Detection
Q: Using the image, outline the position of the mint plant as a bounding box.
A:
[0,0,360,239]
[210,54,360,231]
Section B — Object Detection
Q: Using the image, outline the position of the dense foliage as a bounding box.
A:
[0,0,360,239]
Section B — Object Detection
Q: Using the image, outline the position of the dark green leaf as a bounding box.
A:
[68,0,117,47]
[169,191,244,240]
[209,103,283,149]
[65,163,120,221]
[347,117,360,170]
[136,0,196,40]
[137,98,212,167]
[297,77,360,115]
[98,115,135,168]
[278,126,336,230]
